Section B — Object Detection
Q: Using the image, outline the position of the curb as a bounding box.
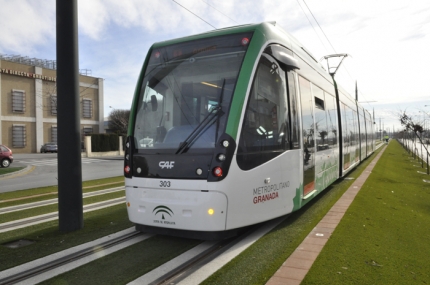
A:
[0,165,35,180]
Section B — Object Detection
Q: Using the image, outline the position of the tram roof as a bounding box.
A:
[151,22,290,47]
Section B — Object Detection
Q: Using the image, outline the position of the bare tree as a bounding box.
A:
[108,109,130,135]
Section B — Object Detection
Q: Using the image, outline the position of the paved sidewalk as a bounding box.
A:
[266,146,387,285]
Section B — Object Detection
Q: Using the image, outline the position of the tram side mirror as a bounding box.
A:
[265,45,300,70]
[151,95,158,111]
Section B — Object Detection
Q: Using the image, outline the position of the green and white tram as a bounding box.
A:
[124,22,375,239]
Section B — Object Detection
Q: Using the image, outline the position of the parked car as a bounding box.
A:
[0,144,13,168]
[40,142,58,153]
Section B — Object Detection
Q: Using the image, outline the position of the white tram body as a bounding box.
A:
[124,22,375,239]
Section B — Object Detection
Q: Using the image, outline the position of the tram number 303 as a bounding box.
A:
[160,181,171,187]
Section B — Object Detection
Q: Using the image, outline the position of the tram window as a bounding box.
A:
[314,97,324,110]
[299,76,315,187]
[287,72,300,149]
[325,93,337,147]
[237,54,290,170]
[312,85,328,152]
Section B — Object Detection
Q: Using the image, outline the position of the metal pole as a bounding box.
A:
[56,0,83,232]
[379,118,381,141]
[421,132,424,167]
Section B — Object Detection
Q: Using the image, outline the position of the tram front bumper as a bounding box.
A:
[125,187,228,231]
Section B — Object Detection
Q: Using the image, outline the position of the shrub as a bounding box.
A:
[91,134,119,152]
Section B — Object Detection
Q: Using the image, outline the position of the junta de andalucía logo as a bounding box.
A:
[153,205,174,220]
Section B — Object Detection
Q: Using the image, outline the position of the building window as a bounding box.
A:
[82,99,92,118]
[51,95,57,115]
[51,126,58,143]
[12,90,25,113]
[12,125,26,147]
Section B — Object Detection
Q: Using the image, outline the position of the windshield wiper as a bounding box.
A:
[175,79,226,155]
[175,106,223,154]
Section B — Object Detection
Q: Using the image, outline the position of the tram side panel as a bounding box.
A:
[295,55,340,201]
[225,151,301,230]
[225,50,303,229]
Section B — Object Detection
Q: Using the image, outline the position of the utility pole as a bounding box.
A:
[56,0,83,232]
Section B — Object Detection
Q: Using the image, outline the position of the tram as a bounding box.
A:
[124,22,375,239]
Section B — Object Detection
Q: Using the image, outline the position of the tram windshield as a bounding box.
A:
[134,32,253,153]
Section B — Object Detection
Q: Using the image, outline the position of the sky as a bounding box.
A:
[1,0,429,134]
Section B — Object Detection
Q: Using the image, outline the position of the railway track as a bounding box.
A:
[0,197,125,233]
[1,185,286,284]
[0,228,151,285]
[0,217,285,285]
[130,216,286,285]
[0,187,124,215]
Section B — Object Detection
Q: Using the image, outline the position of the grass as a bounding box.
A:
[201,146,385,285]
[0,176,126,271]
[0,166,25,176]
[0,204,133,271]
[302,140,430,284]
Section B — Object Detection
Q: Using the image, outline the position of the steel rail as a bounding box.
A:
[0,230,142,285]
[0,198,125,233]
[0,187,125,215]
[148,226,258,285]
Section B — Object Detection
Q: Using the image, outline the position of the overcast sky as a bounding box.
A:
[1,0,429,132]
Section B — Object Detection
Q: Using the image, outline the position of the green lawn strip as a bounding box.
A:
[0,167,25,175]
[0,190,125,224]
[201,147,385,285]
[0,204,133,271]
[302,140,430,284]
[0,177,124,208]
[39,236,202,285]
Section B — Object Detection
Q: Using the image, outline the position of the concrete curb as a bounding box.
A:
[0,165,35,180]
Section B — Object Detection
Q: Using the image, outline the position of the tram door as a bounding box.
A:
[299,76,315,196]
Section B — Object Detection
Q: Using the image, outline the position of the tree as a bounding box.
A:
[108,109,130,135]
[399,110,429,165]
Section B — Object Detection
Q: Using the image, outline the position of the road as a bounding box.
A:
[0,153,124,193]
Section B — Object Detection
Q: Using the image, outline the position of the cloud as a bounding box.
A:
[0,0,55,54]
[400,32,426,41]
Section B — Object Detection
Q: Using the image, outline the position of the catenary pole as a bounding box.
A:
[56,0,83,232]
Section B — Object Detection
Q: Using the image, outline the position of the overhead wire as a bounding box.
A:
[299,0,373,106]
[199,0,238,24]
[172,0,217,29]
[302,0,337,54]
[295,0,330,54]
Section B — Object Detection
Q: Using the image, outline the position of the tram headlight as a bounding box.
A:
[208,208,214,215]
[222,140,229,148]
[217,154,226,161]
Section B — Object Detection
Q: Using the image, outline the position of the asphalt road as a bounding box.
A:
[0,153,124,193]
